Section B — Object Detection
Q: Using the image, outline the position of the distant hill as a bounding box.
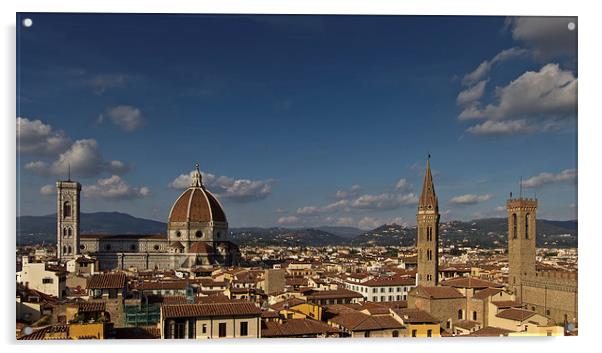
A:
[351,218,577,248]
[229,227,346,247]
[17,212,166,245]
[17,213,576,248]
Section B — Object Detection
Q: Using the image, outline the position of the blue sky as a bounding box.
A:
[16,14,578,229]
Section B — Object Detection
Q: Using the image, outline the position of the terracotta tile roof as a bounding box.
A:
[262,318,340,337]
[468,326,513,337]
[411,285,464,299]
[113,326,161,339]
[86,273,126,289]
[18,325,68,340]
[491,300,523,309]
[168,187,226,223]
[189,240,213,253]
[495,308,537,321]
[261,310,280,318]
[169,241,185,249]
[270,297,306,311]
[330,312,403,331]
[323,303,362,315]
[393,308,439,324]
[472,287,503,300]
[440,277,504,289]
[162,302,261,319]
[454,320,479,330]
[305,289,363,300]
[195,294,234,304]
[77,301,106,313]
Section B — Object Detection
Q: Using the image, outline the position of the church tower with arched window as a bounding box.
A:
[416,156,440,287]
[507,197,537,300]
[56,178,81,261]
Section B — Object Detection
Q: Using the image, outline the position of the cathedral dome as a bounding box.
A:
[168,165,227,224]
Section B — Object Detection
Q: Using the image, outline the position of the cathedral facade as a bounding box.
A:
[56,165,240,271]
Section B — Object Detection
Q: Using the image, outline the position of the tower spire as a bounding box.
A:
[191,162,203,187]
[419,155,438,212]
[67,163,71,181]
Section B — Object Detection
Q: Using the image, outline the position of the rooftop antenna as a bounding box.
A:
[67,163,71,181]
[519,176,523,198]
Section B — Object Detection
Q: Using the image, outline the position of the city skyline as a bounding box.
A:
[17,14,577,228]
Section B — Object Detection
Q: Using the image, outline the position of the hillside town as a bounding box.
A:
[15,159,578,340]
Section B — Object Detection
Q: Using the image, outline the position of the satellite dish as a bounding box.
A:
[23,326,33,335]
[567,323,575,331]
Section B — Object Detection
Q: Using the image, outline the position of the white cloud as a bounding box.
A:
[335,184,362,200]
[357,217,383,230]
[521,169,577,188]
[466,120,537,135]
[450,194,494,205]
[335,217,355,227]
[86,74,128,94]
[105,105,145,131]
[24,139,129,178]
[457,80,487,106]
[277,215,300,226]
[39,184,54,196]
[83,175,150,200]
[506,17,577,60]
[394,178,411,192]
[462,47,528,86]
[169,169,273,202]
[351,193,418,210]
[462,64,576,122]
[17,117,71,155]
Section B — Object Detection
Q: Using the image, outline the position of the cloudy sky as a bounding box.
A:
[16,14,577,229]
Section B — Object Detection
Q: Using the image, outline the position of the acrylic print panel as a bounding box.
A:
[15,13,577,340]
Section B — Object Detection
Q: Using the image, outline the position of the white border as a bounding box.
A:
[3,1,600,352]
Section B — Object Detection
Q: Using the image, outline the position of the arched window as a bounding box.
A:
[63,228,68,237]
[153,245,160,251]
[525,213,530,239]
[67,227,72,237]
[67,245,72,254]
[195,230,203,238]
[175,231,181,238]
[458,309,463,320]
[512,213,517,239]
[473,311,477,321]
[63,201,71,218]
[63,246,67,254]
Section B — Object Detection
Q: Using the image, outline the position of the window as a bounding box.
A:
[105,244,112,251]
[240,322,248,336]
[427,329,432,337]
[547,330,552,336]
[392,330,399,337]
[154,245,160,251]
[80,244,85,250]
[63,228,67,237]
[176,231,181,237]
[512,213,517,239]
[525,213,530,239]
[364,331,370,338]
[216,232,221,239]
[67,245,72,254]
[458,309,463,320]
[188,319,196,338]
[473,311,477,321]
[42,278,53,284]
[389,287,393,293]
[202,324,207,334]
[287,313,293,319]
[381,296,385,302]
[130,244,137,251]
[196,230,203,238]
[411,330,417,337]
[546,309,550,316]
[67,227,72,237]
[218,323,227,337]
[63,201,71,218]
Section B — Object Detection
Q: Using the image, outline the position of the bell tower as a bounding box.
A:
[507,197,537,299]
[416,156,440,287]
[56,176,81,261]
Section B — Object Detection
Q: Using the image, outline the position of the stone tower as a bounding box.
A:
[56,178,81,261]
[416,156,440,287]
[507,197,537,299]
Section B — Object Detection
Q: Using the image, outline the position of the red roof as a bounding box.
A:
[86,273,126,289]
[168,186,226,223]
[162,302,261,319]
